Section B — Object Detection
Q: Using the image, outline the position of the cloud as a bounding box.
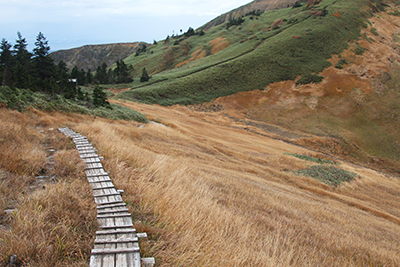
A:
[1,0,251,50]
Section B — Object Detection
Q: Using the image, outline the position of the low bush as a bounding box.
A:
[355,44,366,55]
[292,165,357,186]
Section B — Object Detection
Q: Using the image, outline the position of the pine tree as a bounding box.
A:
[0,39,13,86]
[92,85,111,108]
[113,60,132,84]
[140,67,150,82]
[95,62,108,84]
[32,32,56,92]
[86,69,93,84]
[57,60,76,99]
[13,32,32,89]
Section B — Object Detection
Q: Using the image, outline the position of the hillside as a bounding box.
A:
[202,0,307,30]
[50,42,146,71]
[111,0,400,175]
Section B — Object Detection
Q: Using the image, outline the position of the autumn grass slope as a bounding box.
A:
[76,101,400,266]
[1,99,400,266]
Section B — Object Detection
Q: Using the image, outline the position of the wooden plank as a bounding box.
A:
[92,185,115,190]
[86,172,109,178]
[89,254,103,267]
[76,143,93,147]
[80,154,99,159]
[99,224,134,229]
[97,208,129,214]
[116,241,128,266]
[86,166,104,171]
[74,141,89,145]
[89,178,112,183]
[97,213,131,219]
[96,200,125,206]
[96,229,136,235]
[94,238,138,244]
[97,203,127,210]
[91,247,140,255]
[94,192,121,199]
[83,158,101,164]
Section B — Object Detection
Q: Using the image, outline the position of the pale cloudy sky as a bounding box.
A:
[1,0,251,52]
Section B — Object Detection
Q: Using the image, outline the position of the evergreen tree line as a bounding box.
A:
[0,32,134,94]
[0,32,78,98]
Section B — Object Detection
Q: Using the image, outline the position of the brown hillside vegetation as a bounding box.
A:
[1,102,400,265]
[205,9,400,174]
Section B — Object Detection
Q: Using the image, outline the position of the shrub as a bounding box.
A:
[296,73,324,85]
[355,44,365,55]
[140,68,150,82]
[292,165,357,186]
[371,27,379,36]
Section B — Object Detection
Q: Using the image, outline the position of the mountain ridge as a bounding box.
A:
[50,42,146,71]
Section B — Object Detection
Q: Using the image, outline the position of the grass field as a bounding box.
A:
[75,100,400,266]
[0,101,399,266]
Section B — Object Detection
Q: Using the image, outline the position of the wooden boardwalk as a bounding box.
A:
[59,127,154,267]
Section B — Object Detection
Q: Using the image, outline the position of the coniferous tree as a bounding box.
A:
[113,60,132,84]
[70,66,80,81]
[13,32,32,89]
[95,62,108,84]
[140,67,150,82]
[92,85,111,108]
[56,60,76,99]
[32,32,56,92]
[86,69,93,84]
[78,68,86,85]
[0,39,13,86]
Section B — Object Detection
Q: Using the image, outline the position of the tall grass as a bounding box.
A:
[74,101,400,266]
[0,110,97,267]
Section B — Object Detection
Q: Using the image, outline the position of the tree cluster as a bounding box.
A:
[0,32,79,99]
[94,60,132,84]
[226,17,245,29]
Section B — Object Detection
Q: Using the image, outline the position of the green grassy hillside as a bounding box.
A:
[116,0,381,105]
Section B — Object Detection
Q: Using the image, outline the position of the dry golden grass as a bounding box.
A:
[0,109,97,267]
[69,100,400,266]
[1,102,400,266]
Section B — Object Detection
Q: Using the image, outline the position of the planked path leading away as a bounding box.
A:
[59,127,155,267]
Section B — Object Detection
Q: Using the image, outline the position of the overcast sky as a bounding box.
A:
[1,0,251,52]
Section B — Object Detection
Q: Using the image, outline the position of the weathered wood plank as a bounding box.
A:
[92,185,115,190]
[97,208,129,214]
[97,213,132,219]
[94,238,138,244]
[92,247,140,255]
[96,229,136,235]
[99,224,134,229]
[97,202,127,210]
[95,200,124,206]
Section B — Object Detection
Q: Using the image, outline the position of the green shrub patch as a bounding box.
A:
[292,165,358,186]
